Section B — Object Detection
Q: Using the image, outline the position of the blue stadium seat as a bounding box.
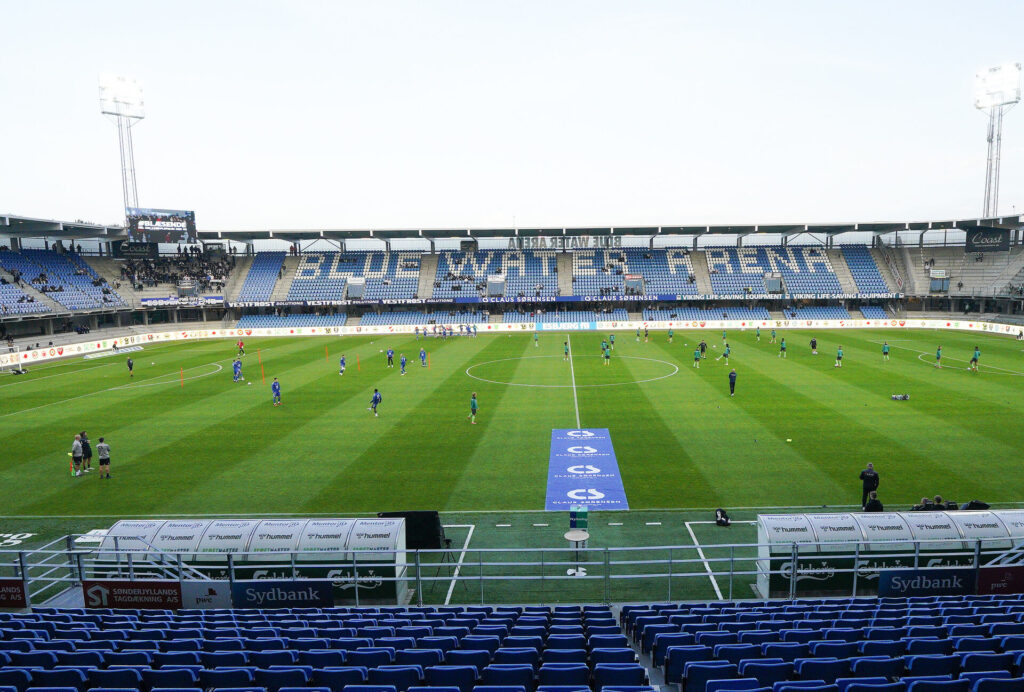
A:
[972,679,1024,692]
[311,667,368,692]
[844,685,905,692]
[834,679,888,692]
[492,649,541,669]
[738,662,794,688]
[906,681,969,692]
[684,662,738,692]
[368,666,424,692]
[960,673,1011,685]
[478,665,534,691]
[592,664,646,689]
[143,669,198,690]
[27,670,87,692]
[0,672,32,692]
[666,646,715,683]
[536,664,589,688]
[424,666,478,692]
[541,650,587,665]
[960,654,1013,673]
[444,650,491,672]
[342,686,397,692]
[200,669,256,690]
[705,680,763,692]
[906,656,961,677]
[590,649,635,665]
[89,670,144,690]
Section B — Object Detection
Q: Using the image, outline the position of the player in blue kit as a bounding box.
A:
[414,327,419,340]
[339,355,346,376]
[271,377,281,406]
[420,347,427,367]
[386,348,394,367]
[400,353,407,375]
[368,388,382,416]
[232,357,243,382]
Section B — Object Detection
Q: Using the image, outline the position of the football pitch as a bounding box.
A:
[1,326,1023,602]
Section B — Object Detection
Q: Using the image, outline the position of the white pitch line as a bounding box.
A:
[645,522,662,526]
[0,362,116,388]
[685,520,724,600]
[566,334,581,428]
[444,523,475,606]
[532,523,549,527]
[495,524,511,528]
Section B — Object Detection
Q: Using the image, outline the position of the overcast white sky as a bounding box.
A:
[1,1,1022,230]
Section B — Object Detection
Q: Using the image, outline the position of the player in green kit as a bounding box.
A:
[603,345,611,365]
[563,341,569,361]
[756,326,761,342]
[882,342,890,361]
[778,338,787,358]
[601,338,608,354]
[969,346,980,372]
[935,345,942,368]
[668,328,674,343]
[636,327,641,342]
[834,346,844,368]
[468,392,478,424]
[722,330,727,343]
[610,333,615,349]
[716,343,730,364]
[534,331,539,348]
[693,347,701,368]
[770,329,777,344]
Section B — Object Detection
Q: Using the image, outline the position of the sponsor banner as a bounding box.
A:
[1,318,1021,369]
[231,579,334,608]
[0,579,27,608]
[82,579,183,609]
[83,345,143,359]
[877,568,976,597]
[965,227,1011,253]
[0,533,36,547]
[978,566,1024,595]
[141,296,224,307]
[181,580,233,608]
[546,429,629,510]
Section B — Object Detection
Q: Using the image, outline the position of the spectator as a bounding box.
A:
[863,491,883,512]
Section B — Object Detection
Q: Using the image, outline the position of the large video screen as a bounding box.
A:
[127,207,197,243]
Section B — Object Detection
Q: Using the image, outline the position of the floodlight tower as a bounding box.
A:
[975,63,1021,217]
[98,74,145,218]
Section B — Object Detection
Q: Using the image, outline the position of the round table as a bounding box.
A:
[564,529,590,576]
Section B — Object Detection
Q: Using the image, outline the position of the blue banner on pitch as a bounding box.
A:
[545,429,629,511]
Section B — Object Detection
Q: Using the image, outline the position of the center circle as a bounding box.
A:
[465,355,679,388]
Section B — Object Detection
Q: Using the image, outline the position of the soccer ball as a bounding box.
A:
[380,349,383,353]
[834,364,839,368]
[247,382,252,386]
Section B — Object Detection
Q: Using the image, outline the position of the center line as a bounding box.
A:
[566,334,581,428]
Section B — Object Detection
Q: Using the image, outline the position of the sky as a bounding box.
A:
[1,0,1023,231]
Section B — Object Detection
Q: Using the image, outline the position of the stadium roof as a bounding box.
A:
[0,214,126,240]
[197,214,1024,242]
[2,212,1021,243]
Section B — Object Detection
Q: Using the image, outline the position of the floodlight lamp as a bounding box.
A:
[974,63,1022,109]
[99,74,145,119]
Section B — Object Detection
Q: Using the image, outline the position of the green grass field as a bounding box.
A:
[1,326,1023,602]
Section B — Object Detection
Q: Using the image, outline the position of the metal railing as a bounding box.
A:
[1,535,1017,607]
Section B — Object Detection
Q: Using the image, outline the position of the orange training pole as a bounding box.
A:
[325,345,329,361]
[259,348,265,384]
[428,353,431,369]
[180,367,184,388]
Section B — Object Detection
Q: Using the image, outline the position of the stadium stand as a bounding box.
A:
[643,307,771,322]
[571,249,701,296]
[841,246,892,294]
[360,311,486,325]
[0,249,125,310]
[0,280,49,315]
[783,307,853,320]
[434,251,559,299]
[860,306,890,320]
[705,247,842,295]
[287,252,421,301]
[237,252,286,302]
[236,314,348,328]
[504,309,630,323]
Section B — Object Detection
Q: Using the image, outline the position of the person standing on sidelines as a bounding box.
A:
[80,431,93,473]
[635,327,641,342]
[668,328,674,343]
[534,331,539,348]
[96,437,111,479]
[339,355,346,376]
[935,345,942,369]
[603,343,611,365]
[386,347,395,368]
[835,345,844,368]
[859,462,880,508]
[728,368,737,396]
[609,333,615,350]
[468,392,478,424]
[420,347,427,367]
[770,329,777,344]
[369,388,382,417]
[563,341,570,361]
[644,327,649,342]
[693,347,701,368]
[756,326,761,342]
[882,341,890,361]
[271,377,281,406]
[810,337,817,355]
[779,338,787,358]
[126,357,134,378]
[969,346,980,372]
[70,434,83,477]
